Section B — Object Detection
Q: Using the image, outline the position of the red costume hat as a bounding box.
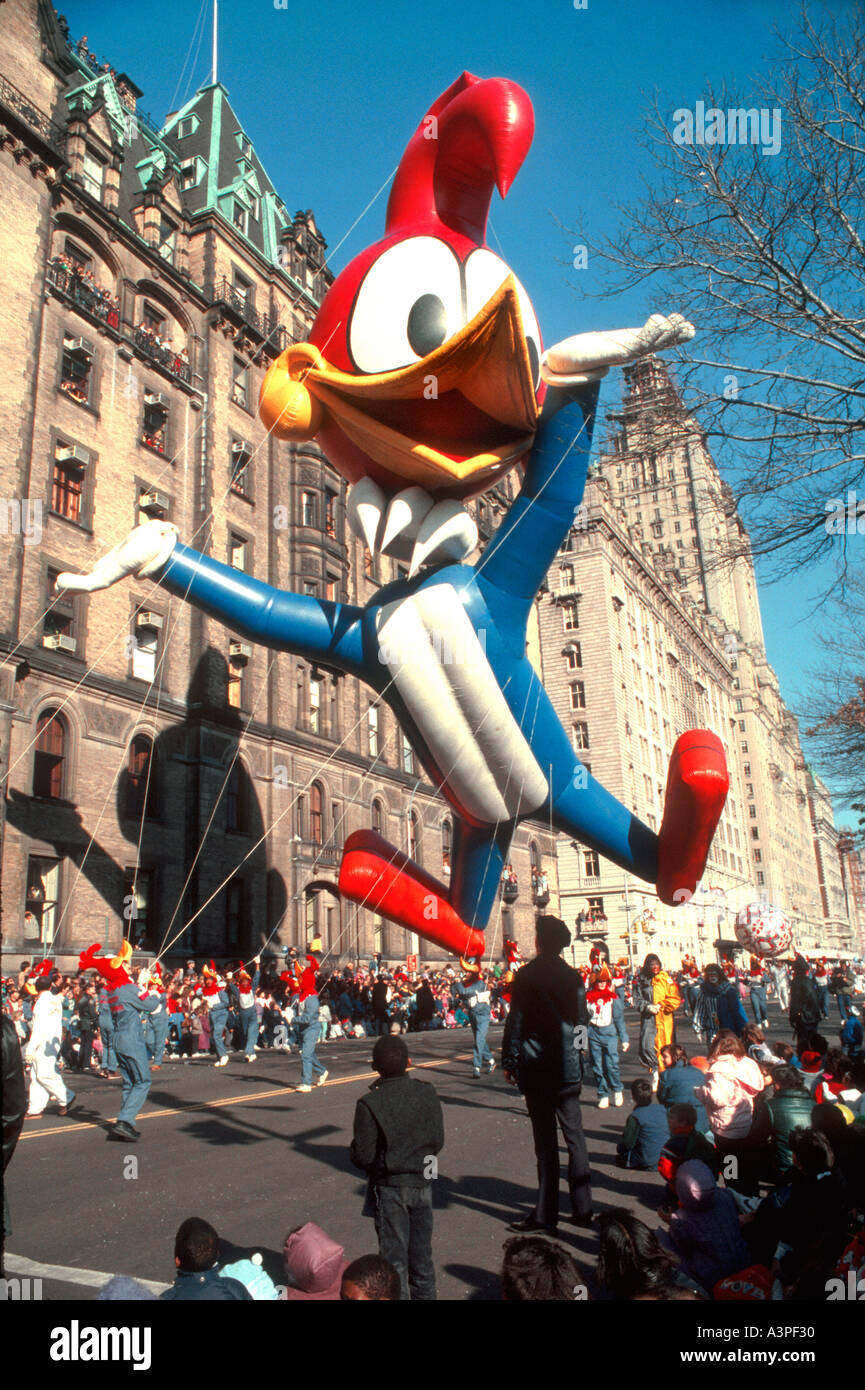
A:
[77,941,133,987]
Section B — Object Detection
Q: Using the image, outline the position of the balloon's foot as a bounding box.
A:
[656,731,729,907]
[339,830,486,958]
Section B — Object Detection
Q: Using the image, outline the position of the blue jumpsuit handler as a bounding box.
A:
[206,980,232,1065]
[144,986,170,1066]
[611,964,629,1051]
[230,962,261,1061]
[457,969,495,1076]
[97,984,117,1075]
[108,982,161,1138]
[296,952,328,1091]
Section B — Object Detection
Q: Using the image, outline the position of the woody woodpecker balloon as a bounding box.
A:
[57,73,729,962]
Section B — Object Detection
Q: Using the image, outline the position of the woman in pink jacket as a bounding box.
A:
[695,1030,768,1196]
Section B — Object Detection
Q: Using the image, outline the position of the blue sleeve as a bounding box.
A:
[154,542,367,677]
[476,383,600,613]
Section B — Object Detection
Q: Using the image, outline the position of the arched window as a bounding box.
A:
[529,841,540,872]
[310,782,323,845]
[34,710,67,799]
[126,736,157,820]
[442,818,452,857]
[371,798,384,835]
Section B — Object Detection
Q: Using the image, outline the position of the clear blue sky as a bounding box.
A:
[59,0,858,816]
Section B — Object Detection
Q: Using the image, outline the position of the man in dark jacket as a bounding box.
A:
[73,983,98,1073]
[2,1015,26,1250]
[350,1035,444,1300]
[501,915,593,1234]
[789,956,822,1050]
[160,1218,252,1301]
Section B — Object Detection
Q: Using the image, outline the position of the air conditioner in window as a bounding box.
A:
[43,633,77,652]
[55,444,89,466]
[230,641,252,663]
[136,610,164,631]
[64,337,94,358]
[139,490,169,515]
[144,392,168,408]
[232,440,252,456]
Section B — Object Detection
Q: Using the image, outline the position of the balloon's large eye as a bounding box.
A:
[464,248,542,391]
[349,238,462,374]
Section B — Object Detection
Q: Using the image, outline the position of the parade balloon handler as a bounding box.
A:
[201,962,232,1067]
[295,949,328,1093]
[78,942,162,1142]
[56,73,728,965]
[228,956,261,1063]
[455,955,495,1077]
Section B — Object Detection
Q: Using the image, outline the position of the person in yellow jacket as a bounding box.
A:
[635,953,681,1090]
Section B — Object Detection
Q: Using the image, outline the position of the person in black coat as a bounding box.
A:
[501,915,593,1235]
[789,956,822,1051]
[350,1035,444,1301]
[2,1015,27,1251]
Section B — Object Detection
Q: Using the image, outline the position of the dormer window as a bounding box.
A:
[233,201,248,235]
[82,148,104,200]
[177,115,197,139]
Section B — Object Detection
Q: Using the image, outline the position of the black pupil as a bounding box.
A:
[407,294,448,357]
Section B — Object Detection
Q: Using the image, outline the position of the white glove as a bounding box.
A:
[55,520,178,594]
[646,1003,660,1015]
[541,313,695,386]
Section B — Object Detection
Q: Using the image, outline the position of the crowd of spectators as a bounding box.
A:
[50,253,120,329]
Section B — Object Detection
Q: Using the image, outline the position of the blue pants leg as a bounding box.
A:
[241,1008,258,1056]
[300,1022,326,1085]
[837,993,852,1021]
[589,1026,621,1097]
[146,1011,169,1064]
[115,1051,151,1125]
[100,1025,116,1071]
[612,993,628,1046]
[750,988,767,1026]
[210,1008,229,1058]
[471,1011,493,1070]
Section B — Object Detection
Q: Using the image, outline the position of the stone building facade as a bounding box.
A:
[0,2,554,970]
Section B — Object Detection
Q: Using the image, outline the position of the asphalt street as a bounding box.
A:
[2,997,842,1302]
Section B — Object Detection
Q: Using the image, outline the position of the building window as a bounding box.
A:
[230,440,252,496]
[232,356,249,408]
[122,868,154,949]
[409,811,420,864]
[25,856,61,945]
[60,334,94,406]
[309,782,323,845]
[225,879,244,951]
[562,599,579,631]
[131,613,162,682]
[746,783,754,798]
[158,216,177,264]
[751,826,760,841]
[126,736,157,820]
[572,722,590,751]
[749,804,757,818]
[325,575,338,602]
[226,762,246,832]
[325,487,337,538]
[232,200,248,235]
[738,719,746,732]
[301,491,317,528]
[229,533,248,571]
[583,848,600,878]
[565,643,582,669]
[743,763,751,777]
[753,849,762,863]
[177,116,196,138]
[560,564,574,590]
[570,681,586,710]
[81,148,104,200]
[367,703,379,757]
[756,871,765,886]
[34,710,67,799]
[402,734,414,775]
[180,160,197,191]
[371,799,384,836]
[363,545,374,578]
[141,393,169,454]
[228,653,245,709]
[309,676,322,733]
[43,568,78,651]
[741,742,748,753]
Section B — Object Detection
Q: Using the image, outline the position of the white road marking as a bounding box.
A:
[2,1252,170,1294]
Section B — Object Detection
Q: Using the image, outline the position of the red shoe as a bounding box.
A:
[656,731,729,906]
[339,831,485,958]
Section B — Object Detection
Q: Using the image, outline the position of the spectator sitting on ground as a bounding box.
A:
[282,1222,348,1300]
[658,1102,721,1213]
[160,1218,252,1301]
[659,1159,751,1291]
[501,1236,588,1300]
[340,1255,401,1300]
[657,1044,710,1133]
[762,1064,814,1184]
[616,1077,669,1170]
[595,1209,705,1300]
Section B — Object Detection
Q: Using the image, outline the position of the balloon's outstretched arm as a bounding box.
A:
[477,383,600,615]
[155,542,367,677]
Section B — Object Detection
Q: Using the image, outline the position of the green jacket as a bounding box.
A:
[765,1088,814,1177]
